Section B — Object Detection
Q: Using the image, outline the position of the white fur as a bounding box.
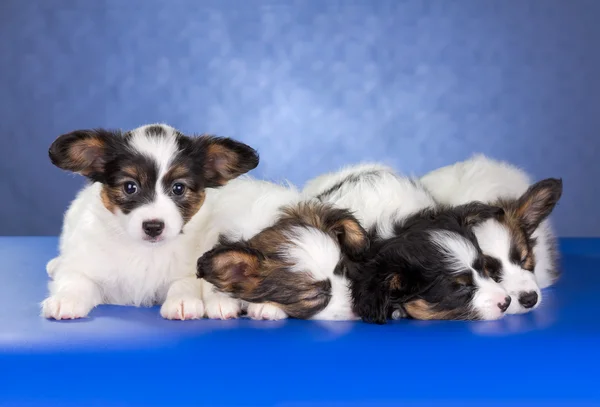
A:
[42,124,210,320]
[420,154,556,313]
[429,230,508,320]
[303,163,436,237]
[246,303,288,320]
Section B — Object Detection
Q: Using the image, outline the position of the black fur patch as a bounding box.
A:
[103,150,159,214]
[349,202,504,324]
[484,255,503,283]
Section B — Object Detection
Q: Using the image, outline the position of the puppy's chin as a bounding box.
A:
[141,236,167,246]
[138,231,182,247]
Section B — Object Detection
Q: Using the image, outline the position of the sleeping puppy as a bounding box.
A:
[195,177,365,320]
[42,123,258,320]
[198,164,511,323]
[420,154,563,314]
[303,163,511,323]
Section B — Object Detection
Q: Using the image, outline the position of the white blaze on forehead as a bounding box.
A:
[472,219,512,258]
[128,124,181,178]
[281,226,357,321]
[121,124,187,241]
[282,226,340,277]
[428,230,478,273]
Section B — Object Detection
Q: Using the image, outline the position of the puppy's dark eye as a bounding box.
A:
[124,181,138,195]
[172,183,186,196]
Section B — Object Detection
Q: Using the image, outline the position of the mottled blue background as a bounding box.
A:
[0,0,598,236]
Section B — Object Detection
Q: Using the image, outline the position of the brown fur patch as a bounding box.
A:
[388,274,402,290]
[185,190,206,223]
[100,186,117,213]
[494,198,537,272]
[211,249,262,292]
[65,137,107,176]
[199,136,259,188]
[404,299,462,320]
[198,201,365,319]
[162,164,190,183]
[204,143,240,186]
[120,165,148,186]
[333,217,368,255]
[279,201,369,257]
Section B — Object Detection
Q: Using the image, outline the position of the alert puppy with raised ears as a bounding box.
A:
[42,123,259,320]
[420,154,563,314]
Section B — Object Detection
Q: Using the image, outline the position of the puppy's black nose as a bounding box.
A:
[498,296,511,313]
[519,291,538,309]
[142,220,165,238]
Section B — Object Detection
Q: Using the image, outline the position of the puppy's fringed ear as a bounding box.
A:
[455,201,505,227]
[197,136,259,188]
[49,129,119,181]
[322,208,370,260]
[280,202,370,260]
[196,244,263,295]
[515,178,563,236]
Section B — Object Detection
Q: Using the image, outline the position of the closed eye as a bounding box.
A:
[483,255,502,283]
[454,273,474,287]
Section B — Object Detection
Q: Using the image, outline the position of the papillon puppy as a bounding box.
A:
[420,154,563,314]
[303,164,511,323]
[195,177,366,320]
[42,123,258,320]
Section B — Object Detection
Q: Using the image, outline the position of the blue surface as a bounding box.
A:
[0,237,599,407]
[1,0,600,237]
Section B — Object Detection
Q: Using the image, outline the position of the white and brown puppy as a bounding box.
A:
[195,177,366,321]
[42,123,258,320]
[420,154,563,314]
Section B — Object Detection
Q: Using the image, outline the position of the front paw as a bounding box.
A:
[205,296,241,320]
[160,297,205,320]
[46,257,60,278]
[247,303,288,320]
[41,296,93,320]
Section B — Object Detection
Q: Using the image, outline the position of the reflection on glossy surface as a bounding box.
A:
[0,237,599,406]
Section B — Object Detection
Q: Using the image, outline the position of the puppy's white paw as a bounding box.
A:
[160,297,205,320]
[247,303,288,320]
[41,296,92,320]
[46,257,60,278]
[205,296,241,320]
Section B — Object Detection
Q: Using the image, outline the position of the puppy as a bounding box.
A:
[42,123,258,320]
[304,164,511,323]
[420,155,563,314]
[195,177,366,320]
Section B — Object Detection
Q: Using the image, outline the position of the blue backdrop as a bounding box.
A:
[0,0,598,237]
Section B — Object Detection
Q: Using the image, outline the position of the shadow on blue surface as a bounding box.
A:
[0,237,599,406]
